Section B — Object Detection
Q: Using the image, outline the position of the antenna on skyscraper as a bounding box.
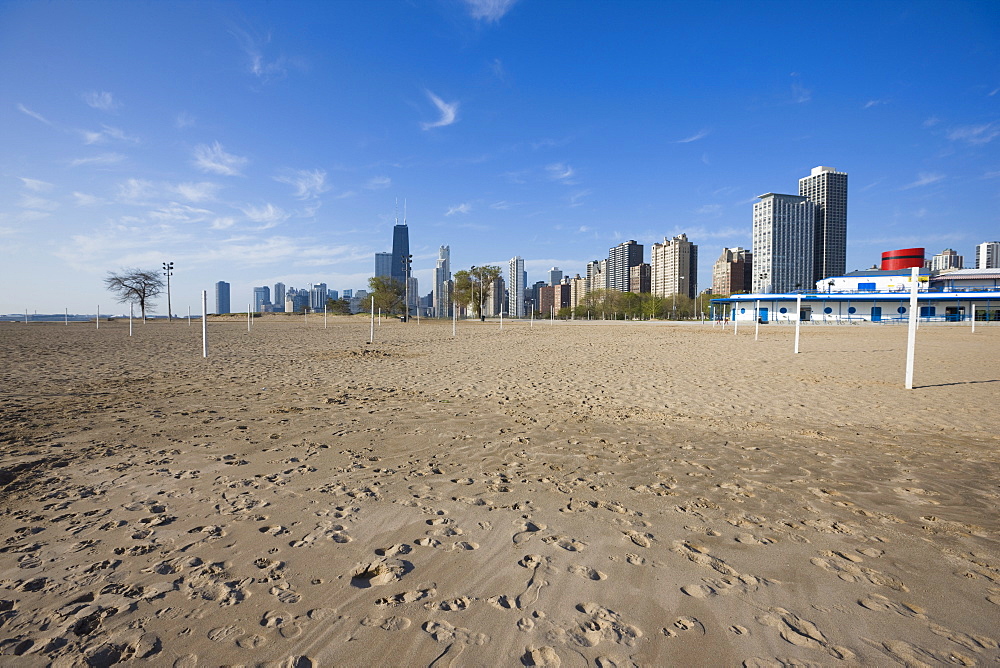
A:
[394,197,399,225]
[403,198,407,225]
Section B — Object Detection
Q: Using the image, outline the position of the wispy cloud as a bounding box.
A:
[568,189,591,207]
[17,104,51,125]
[365,176,391,190]
[240,203,289,229]
[83,91,120,111]
[863,99,888,109]
[175,112,196,129]
[19,194,58,212]
[421,90,459,130]
[463,0,518,22]
[232,27,290,83]
[274,169,329,199]
[946,121,1000,145]
[69,153,125,168]
[695,204,723,215]
[81,125,138,145]
[446,203,472,216]
[490,200,512,210]
[73,192,104,206]
[789,73,811,104]
[19,178,53,192]
[148,203,213,224]
[676,129,710,143]
[193,142,248,176]
[923,116,941,128]
[900,172,945,190]
[117,178,157,203]
[170,182,221,203]
[546,163,577,184]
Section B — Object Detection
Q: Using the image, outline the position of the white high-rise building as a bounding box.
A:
[799,166,848,283]
[975,241,1000,269]
[547,267,562,286]
[433,246,451,318]
[752,193,817,293]
[608,240,643,292]
[931,248,963,271]
[650,233,698,299]
[585,259,607,294]
[508,256,525,317]
[273,282,286,312]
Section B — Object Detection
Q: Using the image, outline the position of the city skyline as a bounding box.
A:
[2,1,998,313]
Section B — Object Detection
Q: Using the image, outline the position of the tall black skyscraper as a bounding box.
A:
[391,222,409,285]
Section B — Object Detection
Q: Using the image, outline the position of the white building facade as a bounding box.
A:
[650,233,697,299]
[799,166,848,283]
[752,194,816,294]
[433,246,451,318]
[508,256,525,317]
[976,241,1000,269]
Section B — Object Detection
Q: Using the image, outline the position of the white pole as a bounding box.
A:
[202,291,208,357]
[905,267,919,389]
[129,303,133,336]
[324,303,328,329]
[754,300,760,341]
[794,294,802,354]
[500,309,503,330]
[971,303,976,333]
[734,303,739,335]
[452,299,456,337]
[188,305,191,326]
[96,305,99,330]
[24,309,28,325]
[378,308,381,327]
[65,308,68,326]
[530,310,534,328]
[370,297,375,343]
[248,305,251,332]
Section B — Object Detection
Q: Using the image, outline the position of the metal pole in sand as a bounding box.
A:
[65,308,68,325]
[452,298,456,337]
[129,304,133,336]
[794,294,802,354]
[188,305,191,326]
[905,267,919,390]
[971,303,976,333]
[201,291,208,357]
[500,310,503,330]
[734,302,739,335]
[369,297,375,344]
[378,308,381,327]
[96,305,99,330]
[324,304,328,329]
[24,309,28,325]
[248,305,251,332]
[754,300,760,341]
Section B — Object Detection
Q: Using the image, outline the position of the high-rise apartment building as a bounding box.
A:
[712,247,753,295]
[651,233,697,299]
[253,286,271,312]
[608,240,643,292]
[752,194,817,293]
[629,263,651,294]
[309,283,328,311]
[215,281,230,315]
[799,166,848,283]
[547,267,562,286]
[931,248,964,271]
[975,241,1000,269]
[433,246,452,318]
[273,282,286,312]
[375,252,392,279]
[586,259,607,294]
[508,256,525,317]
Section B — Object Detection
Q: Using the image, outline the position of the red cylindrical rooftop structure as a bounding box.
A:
[881,248,925,271]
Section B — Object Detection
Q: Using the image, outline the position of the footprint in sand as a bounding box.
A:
[349,559,412,588]
[541,534,586,552]
[568,564,607,581]
[623,530,653,548]
[680,584,716,598]
[512,521,546,545]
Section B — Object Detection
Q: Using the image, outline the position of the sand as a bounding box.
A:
[0,316,998,667]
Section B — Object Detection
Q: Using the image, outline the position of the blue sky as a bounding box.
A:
[2,0,998,314]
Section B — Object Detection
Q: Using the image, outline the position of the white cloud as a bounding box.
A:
[546,163,577,183]
[175,112,196,129]
[900,172,945,190]
[19,194,58,211]
[147,203,213,224]
[946,122,1000,145]
[19,178,53,192]
[923,116,941,128]
[863,99,887,109]
[568,189,591,207]
[81,125,138,145]
[193,142,248,176]
[421,90,459,130]
[490,200,511,210]
[274,169,329,199]
[73,192,103,206]
[676,129,710,143]
[17,104,51,125]
[70,153,125,167]
[365,176,391,190]
[695,204,723,215]
[446,203,472,216]
[170,182,220,203]
[117,178,157,203]
[231,27,292,83]
[240,203,289,229]
[463,0,518,22]
[84,91,120,111]
[789,74,811,104]
[211,217,236,230]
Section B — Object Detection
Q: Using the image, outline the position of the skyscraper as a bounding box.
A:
[975,241,1000,269]
[309,283,328,311]
[273,282,286,312]
[215,281,230,315]
[547,267,562,286]
[712,247,753,296]
[253,286,271,312]
[391,222,409,287]
[508,256,525,317]
[651,233,697,299]
[608,240,643,292]
[375,252,392,278]
[799,166,848,282]
[931,248,963,271]
[585,259,607,294]
[434,246,452,318]
[752,194,817,293]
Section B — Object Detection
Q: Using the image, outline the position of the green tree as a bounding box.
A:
[454,265,501,319]
[104,268,163,320]
[367,276,405,315]
[327,298,352,315]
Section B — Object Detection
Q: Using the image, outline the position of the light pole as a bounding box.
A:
[673,276,685,320]
[402,254,412,322]
[162,261,174,321]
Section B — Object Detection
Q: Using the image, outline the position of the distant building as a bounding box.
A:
[608,240,643,292]
[712,247,752,295]
[651,233,697,298]
[538,284,570,316]
[547,267,562,286]
[569,274,587,312]
[529,281,546,315]
[309,283,328,311]
[975,241,1000,269]
[328,289,339,301]
[391,221,409,287]
[375,252,393,279]
[273,282,286,312]
[586,259,607,294]
[931,248,963,271]
[215,281,231,315]
[253,286,271,312]
[343,289,353,299]
[286,289,309,313]
[434,246,452,318]
[799,166,848,283]
[508,256,525,317]
[752,193,816,293]
[629,263,651,294]
[484,276,505,317]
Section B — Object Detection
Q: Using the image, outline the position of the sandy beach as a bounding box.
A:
[0,317,997,667]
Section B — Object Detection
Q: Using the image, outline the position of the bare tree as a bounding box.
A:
[104,268,164,320]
